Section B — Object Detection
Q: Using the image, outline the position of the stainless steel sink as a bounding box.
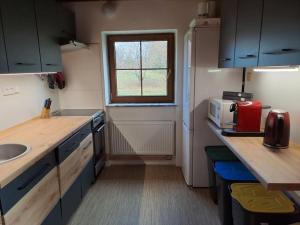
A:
[0,144,30,164]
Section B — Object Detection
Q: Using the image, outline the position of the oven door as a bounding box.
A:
[93,123,105,176]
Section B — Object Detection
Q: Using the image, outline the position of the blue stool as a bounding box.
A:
[205,146,239,204]
[214,161,257,225]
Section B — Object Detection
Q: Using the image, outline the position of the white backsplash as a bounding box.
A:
[246,69,300,143]
[0,75,60,131]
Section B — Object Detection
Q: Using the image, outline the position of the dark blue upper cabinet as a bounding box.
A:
[0,0,41,73]
[259,0,300,66]
[35,0,63,72]
[234,0,263,68]
[0,11,8,73]
[218,0,238,68]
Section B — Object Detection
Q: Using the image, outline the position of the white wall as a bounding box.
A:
[61,0,200,165]
[60,45,104,109]
[0,75,60,131]
[246,69,300,144]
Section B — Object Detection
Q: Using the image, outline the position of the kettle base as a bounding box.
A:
[263,143,289,149]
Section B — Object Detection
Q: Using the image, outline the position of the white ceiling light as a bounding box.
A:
[102,1,117,18]
[208,69,222,73]
[253,66,299,72]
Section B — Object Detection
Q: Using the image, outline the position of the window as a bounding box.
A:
[107,33,175,103]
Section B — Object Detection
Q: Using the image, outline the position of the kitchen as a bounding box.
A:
[0,0,300,225]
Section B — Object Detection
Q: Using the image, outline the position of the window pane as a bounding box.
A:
[115,42,140,69]
[142,41,168,68]
[142,70,167,96]
[116,70,141,96]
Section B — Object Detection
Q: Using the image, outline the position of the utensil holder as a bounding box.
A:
[40,108,50,119]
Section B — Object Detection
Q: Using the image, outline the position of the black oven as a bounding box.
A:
[92,112,106,176]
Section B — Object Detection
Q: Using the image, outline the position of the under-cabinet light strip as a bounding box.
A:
[0,72,57,76]
[253,66,299,72]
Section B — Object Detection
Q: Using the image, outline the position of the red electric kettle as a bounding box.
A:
[263,110,290,149]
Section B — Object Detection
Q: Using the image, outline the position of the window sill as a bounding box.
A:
[106,103,177,107]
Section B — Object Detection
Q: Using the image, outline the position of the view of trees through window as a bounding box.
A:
[115,41,168,96]
[108,33,175,103]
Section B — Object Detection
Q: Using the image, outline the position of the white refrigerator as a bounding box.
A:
[182,18,242,187]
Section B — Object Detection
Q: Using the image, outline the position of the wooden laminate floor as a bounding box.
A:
[68,165,220,225]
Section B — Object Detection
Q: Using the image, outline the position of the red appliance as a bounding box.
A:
[230,101,262,132]
[263,110,290,149]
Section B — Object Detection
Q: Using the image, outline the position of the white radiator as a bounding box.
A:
[110,121,175,155]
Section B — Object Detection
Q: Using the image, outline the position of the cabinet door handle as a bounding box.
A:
[46,63,59,66]
[96,124,106,133]
[80,132,88,138]
[17,163,50,191]
[83,140,92,150]
[15,62,36,66]
[238,54,256,59]
[65,142,79,153]
[221,58,232,62]
[264,49,298,55]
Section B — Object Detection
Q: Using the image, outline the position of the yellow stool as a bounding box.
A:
[230,183,300,225]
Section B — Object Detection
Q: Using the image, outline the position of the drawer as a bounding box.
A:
[58,146,81,196]
[3,167,60,225]
[77,123,92,143]
[57,132,80,164]
[57,122,92,163]
[61,176,82,225]
[41,201,62,225]
[80,133,94,170]
[1,151,56,214]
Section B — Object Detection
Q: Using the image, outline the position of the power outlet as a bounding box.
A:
[2,86,20,96]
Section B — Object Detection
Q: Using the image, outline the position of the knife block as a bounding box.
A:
[40,108,50,119]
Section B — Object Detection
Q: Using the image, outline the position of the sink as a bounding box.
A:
[0,144,30,164]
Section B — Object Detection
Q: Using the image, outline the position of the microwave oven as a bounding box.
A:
[208,98,234,128]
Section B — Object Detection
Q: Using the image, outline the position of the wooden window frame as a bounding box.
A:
[107,33,175,103]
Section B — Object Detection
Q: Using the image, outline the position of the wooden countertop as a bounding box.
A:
[0,116,91,188]
[208,120,300,191]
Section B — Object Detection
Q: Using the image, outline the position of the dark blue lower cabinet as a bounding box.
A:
[61,177,82,225]
[80,159,95,198]
[1,151,56,214]
[41,201,62,225]
[60,158,95,225]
